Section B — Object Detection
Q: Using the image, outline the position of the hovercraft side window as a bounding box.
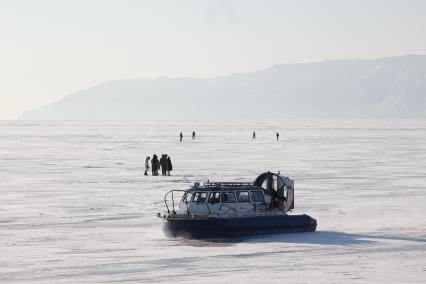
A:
[193,192,208,203]
[222,192,236,203]
[236,191,250,203]
[250,191,265,203]
[208,192,221,204]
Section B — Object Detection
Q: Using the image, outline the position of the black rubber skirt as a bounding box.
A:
[163,214,317,239]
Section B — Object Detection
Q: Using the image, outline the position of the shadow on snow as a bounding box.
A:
[172,231,426,247]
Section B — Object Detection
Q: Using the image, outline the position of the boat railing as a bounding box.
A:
[204,181,253,187]
[164,190,188,214]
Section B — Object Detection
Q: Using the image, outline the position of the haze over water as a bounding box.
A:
[1,120,425,283]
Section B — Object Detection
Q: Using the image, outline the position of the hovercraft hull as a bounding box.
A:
[164,214,317,238]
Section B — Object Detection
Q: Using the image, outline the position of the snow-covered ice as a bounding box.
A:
[0,120,425,283]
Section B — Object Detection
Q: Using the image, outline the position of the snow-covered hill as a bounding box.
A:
[18,55,426,120]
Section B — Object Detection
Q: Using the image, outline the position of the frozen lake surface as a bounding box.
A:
[1,120,425,283]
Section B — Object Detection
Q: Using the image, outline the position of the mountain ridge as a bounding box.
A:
[18,55,426,120]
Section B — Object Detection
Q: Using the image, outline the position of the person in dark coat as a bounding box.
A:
[192,131,196,139]
[166,156,173,176]
[180,132,183,142]
[151,154,160,176]
[252,131,256,139]
[160,154,167,176]
[276,132,279,141]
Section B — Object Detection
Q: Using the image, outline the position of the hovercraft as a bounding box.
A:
[158,171,317,238]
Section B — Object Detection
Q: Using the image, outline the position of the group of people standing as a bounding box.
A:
[145,154,172,176]
[143,130,280,177]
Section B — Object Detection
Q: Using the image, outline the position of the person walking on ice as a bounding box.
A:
[252,131,256,139]
[179,132,183,142]
[192,131,196,140]
[276,132,279,141]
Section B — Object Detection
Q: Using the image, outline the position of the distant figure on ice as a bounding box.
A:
[276,132,280,141]
[252,131,256,139]
[160,154,167,176]
[151,154,160,176]
[179,132,183,142]
[144,156,150,176]
[166,156,173,176]
[192,131,196,140]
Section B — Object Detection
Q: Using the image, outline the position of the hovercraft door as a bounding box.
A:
[189,192,209,214]
[207,192,221,215]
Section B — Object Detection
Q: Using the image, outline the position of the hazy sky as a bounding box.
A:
[1,0,426,119]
